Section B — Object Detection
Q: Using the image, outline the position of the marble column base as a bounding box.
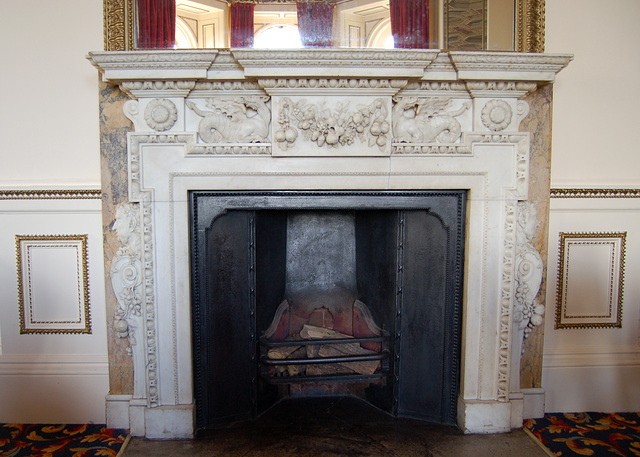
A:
[106,395,194,439]
[457,397,515,434]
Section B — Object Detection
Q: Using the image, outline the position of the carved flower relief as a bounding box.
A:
[275,97,389,151]
[481,99,513,132]
[144,98,178,132]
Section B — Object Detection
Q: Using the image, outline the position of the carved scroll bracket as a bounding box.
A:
[513,201,545,345]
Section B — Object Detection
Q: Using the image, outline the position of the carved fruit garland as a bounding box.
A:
[276,97,389,150]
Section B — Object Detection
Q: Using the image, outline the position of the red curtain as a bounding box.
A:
[230,2,256,48]
[297,2,334,48]
[389,0,429,48]
[137,0,176,48]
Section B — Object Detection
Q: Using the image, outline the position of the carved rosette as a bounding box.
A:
[144,99,178,132]
[481,99,513,132]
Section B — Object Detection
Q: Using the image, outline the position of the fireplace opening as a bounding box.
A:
[190,191,466,432]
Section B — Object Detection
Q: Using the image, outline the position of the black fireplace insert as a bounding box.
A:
[190,190,466,431]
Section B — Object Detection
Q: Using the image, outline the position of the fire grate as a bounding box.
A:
[259,332,391,385]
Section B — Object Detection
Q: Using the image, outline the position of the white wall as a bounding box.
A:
[0,0,108,423]
[546,0,640,188]
[0,0,103,187]
[543,0,640,412]
[1,0,638,423]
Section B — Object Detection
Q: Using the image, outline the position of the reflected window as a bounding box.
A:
[366,19,393,48]
[136,0,497,50]
[176,17,197,48]
[254,25,303,49]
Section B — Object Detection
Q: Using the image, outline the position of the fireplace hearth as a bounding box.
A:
[90,48,572,438]
[190,191,465,430]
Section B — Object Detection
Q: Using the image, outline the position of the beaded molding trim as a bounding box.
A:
[0,190,102,200]
[550,188,640,199]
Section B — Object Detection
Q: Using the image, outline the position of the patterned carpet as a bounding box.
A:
[525,413,640,456]
[3,415,640,456]
[0,424,128,457]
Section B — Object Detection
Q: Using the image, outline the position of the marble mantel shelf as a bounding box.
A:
[89,49,572,93]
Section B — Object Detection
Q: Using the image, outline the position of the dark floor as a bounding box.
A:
[121,397,548,457]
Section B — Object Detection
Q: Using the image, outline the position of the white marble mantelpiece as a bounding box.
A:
[89,49,571,438]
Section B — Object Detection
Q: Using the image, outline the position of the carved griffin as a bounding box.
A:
[187,96,271,143]
[392,97,471,143]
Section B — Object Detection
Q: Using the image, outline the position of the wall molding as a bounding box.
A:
[0,354,109,375]
[544,347,640,368]
[551,188,640,199]
[0,190,101,200]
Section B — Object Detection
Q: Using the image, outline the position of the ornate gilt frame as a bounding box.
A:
[555,232,626,330]
[103,0,545,52]
[16,234,92,335]
[104,0,136,51]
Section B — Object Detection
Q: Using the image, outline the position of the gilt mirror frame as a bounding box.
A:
[103,0,545,52]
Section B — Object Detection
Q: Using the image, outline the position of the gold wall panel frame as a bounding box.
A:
[103,0,544,52]
[16,234,92,335]
[555,232,626,330]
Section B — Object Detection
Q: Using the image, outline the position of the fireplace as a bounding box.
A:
[89,49,571,438]
[190,191,466,430]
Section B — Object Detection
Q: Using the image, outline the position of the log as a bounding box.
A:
[306,362,355,376]
[299,324,352,340]
[317,345,380,375]
[267,345,302,360]
[299,324,380,375]
[282,347,307,377]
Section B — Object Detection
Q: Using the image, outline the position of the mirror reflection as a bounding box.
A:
[137,0,516,51]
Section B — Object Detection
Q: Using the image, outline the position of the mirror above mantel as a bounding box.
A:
[103,0,545,52]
